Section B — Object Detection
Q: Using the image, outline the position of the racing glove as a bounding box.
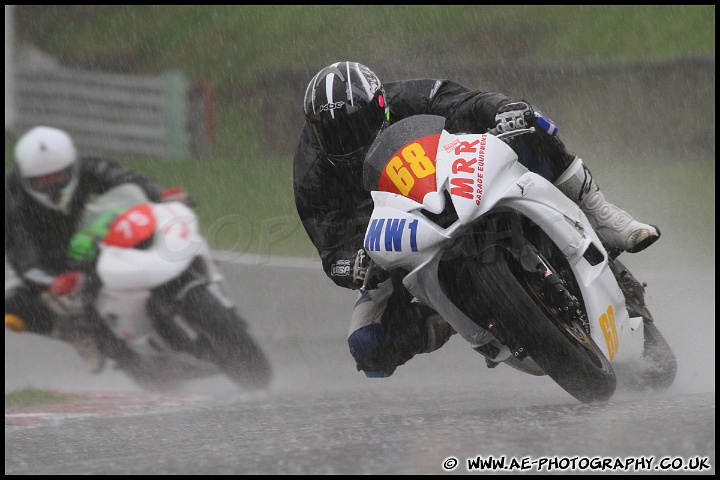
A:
[353,249,390,291]
[495,101,559,137]
[51,271,86,296]
[494,101,536,134]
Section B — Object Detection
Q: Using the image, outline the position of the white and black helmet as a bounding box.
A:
[303,61,389,164]
[14,126,79,214]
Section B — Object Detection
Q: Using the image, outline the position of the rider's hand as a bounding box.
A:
[353,249,389,290]
[51,271,86,296]
[494,101,536,134]
[161,187,194,206]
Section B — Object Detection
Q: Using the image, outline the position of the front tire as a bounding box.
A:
[175,284,273,390]
[440,246,616,404]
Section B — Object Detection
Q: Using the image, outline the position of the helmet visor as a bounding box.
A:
[311,93,387,162]
[25,165,74,197]
[23,164,79,214]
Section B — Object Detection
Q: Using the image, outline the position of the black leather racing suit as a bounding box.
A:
[293,78,576,376]
[5,155,167,334]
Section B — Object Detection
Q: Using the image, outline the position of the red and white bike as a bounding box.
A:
[53,183,272,391]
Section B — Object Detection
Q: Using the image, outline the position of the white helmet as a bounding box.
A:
[14,126,79,214]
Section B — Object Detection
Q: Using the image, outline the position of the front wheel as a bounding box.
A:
[174,284,273,390]
[440,246,616,404]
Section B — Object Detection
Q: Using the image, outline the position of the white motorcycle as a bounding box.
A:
[361,114,676,404]
[53,183,272,391]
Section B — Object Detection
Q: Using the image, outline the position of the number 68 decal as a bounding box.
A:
[385,142,436,196]
[599,304,619,360]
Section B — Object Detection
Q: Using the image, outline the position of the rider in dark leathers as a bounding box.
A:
[294,61,660,377]
[5,126,183,372]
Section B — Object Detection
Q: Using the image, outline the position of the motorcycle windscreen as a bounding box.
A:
[363,115,445,204]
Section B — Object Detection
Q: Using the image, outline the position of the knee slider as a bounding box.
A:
[5,314,27,332]
[5,288,56,334]
[348,323,397,377]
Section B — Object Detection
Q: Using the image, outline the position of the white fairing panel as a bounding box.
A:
[97,201,208,290]
[497,173,645,363]
[365,127,645,366]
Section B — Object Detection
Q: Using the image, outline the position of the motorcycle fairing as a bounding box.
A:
[435,131,523,225]
[365,129,644,364]
[104,203,157,248]
[496,174,644,363]
[96,201,205,290]
[375,133,440,204]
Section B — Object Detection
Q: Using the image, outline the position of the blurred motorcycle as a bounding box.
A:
[42,183,273,392]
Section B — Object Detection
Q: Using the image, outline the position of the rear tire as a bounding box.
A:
[607,258,677,392]
[440,246,616,404]
[618,321,678,392]
[90,320,184,392]
[641,322,677,389]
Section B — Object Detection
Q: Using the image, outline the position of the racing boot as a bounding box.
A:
[554,157,660,253]
[423,314,456,353]
[53,320,106,374]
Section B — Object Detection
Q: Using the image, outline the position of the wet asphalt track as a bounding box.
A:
[5,251,716,474]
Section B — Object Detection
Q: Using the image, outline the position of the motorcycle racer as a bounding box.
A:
[293,61,660,378]
[5,125,188,373]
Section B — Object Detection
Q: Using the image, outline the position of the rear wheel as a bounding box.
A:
[608,258,677,391]
[89,318,184,392]
[440,246,616,404]
[619,320,678,391]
